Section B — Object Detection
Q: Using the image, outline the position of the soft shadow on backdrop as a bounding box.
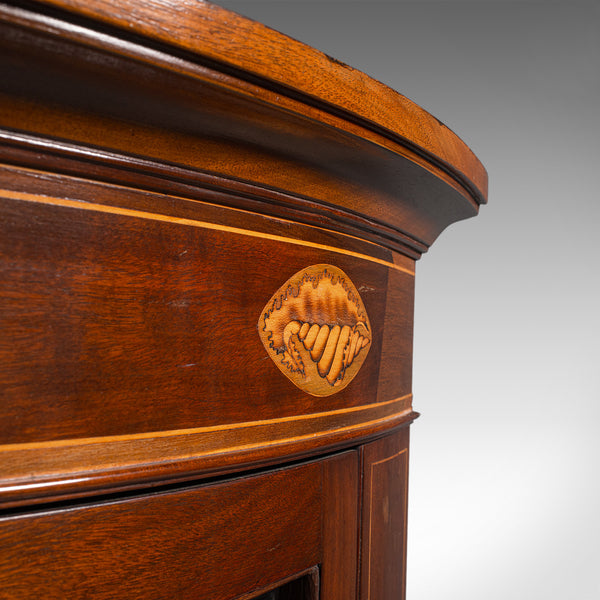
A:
[219,2,600,599]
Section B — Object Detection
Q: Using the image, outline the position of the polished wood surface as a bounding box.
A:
[0,456,339,599]
[0,166,415,506]
[361,429,410,600]
[0,1,486,597]
[6,0,487,203]
[0,0,486,256]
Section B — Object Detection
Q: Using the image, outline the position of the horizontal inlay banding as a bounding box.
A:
[0,395,414,507]
[0,188,415,275]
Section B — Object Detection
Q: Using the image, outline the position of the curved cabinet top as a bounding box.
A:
[0,0,488,507]
[0,0,486,258]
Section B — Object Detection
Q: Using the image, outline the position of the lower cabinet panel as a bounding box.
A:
[0,461,326,600]
[0,431,412,600]
[361,428,410,600]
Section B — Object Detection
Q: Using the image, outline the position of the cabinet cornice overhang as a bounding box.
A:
[0,0,487,259]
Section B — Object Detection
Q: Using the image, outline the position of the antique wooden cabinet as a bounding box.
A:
[0,1,487,598]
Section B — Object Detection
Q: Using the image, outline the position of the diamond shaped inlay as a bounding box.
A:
[258,264,372,396]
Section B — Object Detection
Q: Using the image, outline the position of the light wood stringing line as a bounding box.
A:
[0,412,414,489]
[2,161,413,274]
[0,406,415,488]
[367,448,408,600]
[0,394,412,453]
[0,189,415,275]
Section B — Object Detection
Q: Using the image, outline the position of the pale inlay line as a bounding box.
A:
[0,188,415,275]
[367,448,408,600]
[0,394,412,452]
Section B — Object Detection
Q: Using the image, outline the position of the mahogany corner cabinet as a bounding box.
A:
[0,1,487,599]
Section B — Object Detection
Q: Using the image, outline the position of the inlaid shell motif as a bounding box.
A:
[258,264,372,396]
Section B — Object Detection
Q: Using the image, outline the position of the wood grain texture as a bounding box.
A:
[0,191,389,444]
[0,396,415,509]
[360,428,410,600]
[17,0,488,203]
[0,179,415,507]
[0,0,484,254]
[0,461,322,600]
[0,2,487,597]
[0,164,409,271]
[377,263,415,403]
[321,451,360,600]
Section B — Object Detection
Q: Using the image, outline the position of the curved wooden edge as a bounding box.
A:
[25,0,488,205]
[0,135,426,260]
[0,402,418,509]
[0,185,414,274]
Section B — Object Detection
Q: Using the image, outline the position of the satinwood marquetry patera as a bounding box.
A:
[0,1,487,599]
[258,264,372,396]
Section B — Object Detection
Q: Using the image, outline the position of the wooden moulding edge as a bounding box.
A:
[0,131,428,260]
[0,402,418,510]
[0,1,485,253]
[8,0,488,206]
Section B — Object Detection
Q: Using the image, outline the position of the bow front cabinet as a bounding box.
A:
[0,1,487,598]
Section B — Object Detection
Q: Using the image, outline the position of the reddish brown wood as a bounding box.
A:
[0,451,365,600]
[361,428,410,600]
[0,162,418,507]
[321,451,360,600]
[0,191,388,443]
[15,0,488,203]
[0,164,398,265]
[377,264,415,404]
[0,461,322,599]
[0,0,486,254]
[0,1,486,598]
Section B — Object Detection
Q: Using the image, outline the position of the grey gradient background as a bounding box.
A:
[218,2,599,598]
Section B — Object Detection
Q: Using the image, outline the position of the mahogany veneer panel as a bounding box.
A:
[0,192,390,441]
[321,452,360,600]
[0,461,320,599]
[0,1,486,598]
[361,429,410,600]
[0,172,415,507]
